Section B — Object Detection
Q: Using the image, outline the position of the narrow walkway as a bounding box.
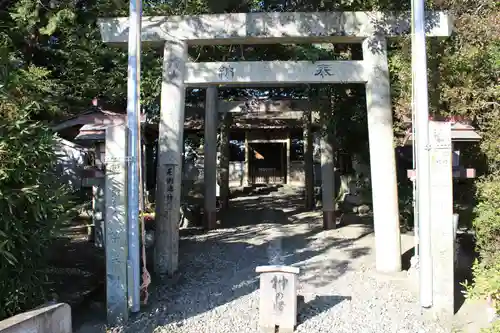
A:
[79,186,447,333]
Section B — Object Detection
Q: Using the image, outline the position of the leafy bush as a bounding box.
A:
[0,113,73,320]
[466,173,500,315]
[481,320,500,333]
[398,180,415,231]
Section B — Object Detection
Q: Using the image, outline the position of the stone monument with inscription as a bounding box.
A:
[256,265,300,333]
[428,120,454,323]
[104,124,129,325]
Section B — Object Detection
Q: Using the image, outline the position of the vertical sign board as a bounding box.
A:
[165,164,176,218]
[105,124,129,325]
[428,120,454,322]
[154,163,178,273]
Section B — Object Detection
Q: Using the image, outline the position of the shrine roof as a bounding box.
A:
[403,121,481,145]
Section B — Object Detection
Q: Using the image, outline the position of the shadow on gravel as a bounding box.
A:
[218,190,306,228]
[75,187,373,333]
[119,191,371,332]
[298,295,352,324]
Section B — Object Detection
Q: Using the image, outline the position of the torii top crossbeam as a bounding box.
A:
[98,11,453,45]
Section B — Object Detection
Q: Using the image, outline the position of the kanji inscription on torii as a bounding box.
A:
[166,55,182,81]
[218,64,235,81]
[313,64,333,78]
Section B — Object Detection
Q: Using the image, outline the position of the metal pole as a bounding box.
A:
[126,0,142,313]
[410,2,419,262]
[412,0,433,308]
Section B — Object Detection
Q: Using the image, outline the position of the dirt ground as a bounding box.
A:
[46,216,106,329]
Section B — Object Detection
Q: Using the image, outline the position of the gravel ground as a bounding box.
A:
[79,187,448,333]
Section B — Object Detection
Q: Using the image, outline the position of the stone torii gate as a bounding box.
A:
[192,60,363,233]
[97,11,453,277]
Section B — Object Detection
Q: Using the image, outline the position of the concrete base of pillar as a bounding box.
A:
[322,210,336,229]
[205,210,217,230]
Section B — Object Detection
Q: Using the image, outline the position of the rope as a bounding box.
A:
[138,141,151,305]
[139,214,151,305]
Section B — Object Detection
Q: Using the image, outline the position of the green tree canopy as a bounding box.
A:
[0,0,498,324]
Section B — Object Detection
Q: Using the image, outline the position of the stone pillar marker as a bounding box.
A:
[320,109,336,229]
[219,111,231,208]
[204,86,218,229]
[303,110,314,210]
[429,120,454,322]
[155,39,188,275]
[362,35,402,273]
[255,265,300,333]
[104,124,128,325]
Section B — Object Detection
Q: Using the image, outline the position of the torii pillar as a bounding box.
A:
[204,86,218,230]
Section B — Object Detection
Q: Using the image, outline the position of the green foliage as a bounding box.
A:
[481,320,500,333]
[1,3,74,317]
[465,173,500,311]
[0,113,74,319]
[450,2,500,324]
[398,181,414,231]
[474,175,500,265]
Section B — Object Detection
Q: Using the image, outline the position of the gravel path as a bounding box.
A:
[88,187,448,333]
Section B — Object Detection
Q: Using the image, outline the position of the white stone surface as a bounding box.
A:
[155,40,188,275]
[184,61,366,86]
[428,121,454,323]
[362,36,402,273]
[104,124,128,325]
[53,138,89,191]
[98,11,453,44]
[320,129,335,213]
[256,266,300,331]
[0,303,71,333]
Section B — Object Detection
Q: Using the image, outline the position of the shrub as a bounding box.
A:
[466,173,500,315]
[0,114,73,319]
[481,320,500,333]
